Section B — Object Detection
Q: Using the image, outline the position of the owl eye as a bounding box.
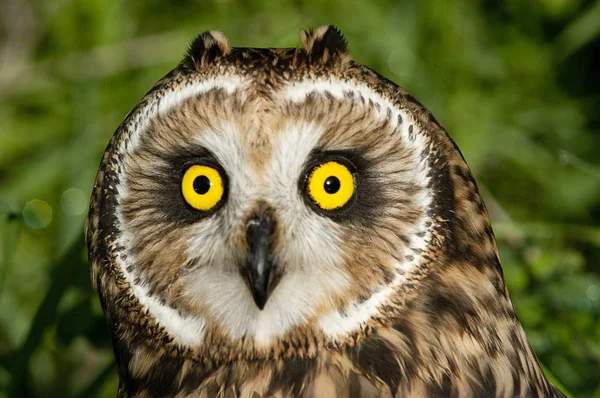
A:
[181,165,224,211]
[307,161,355,211]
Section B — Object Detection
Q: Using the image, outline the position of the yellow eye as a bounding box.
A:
[181,165,224,211]
[307,161,355,210]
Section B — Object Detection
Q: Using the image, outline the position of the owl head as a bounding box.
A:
[87,26,559,396]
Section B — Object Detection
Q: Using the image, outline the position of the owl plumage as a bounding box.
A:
[86,26,564,397]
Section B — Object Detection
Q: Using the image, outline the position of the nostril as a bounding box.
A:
[246,208,275,245]
[247,217,272,238]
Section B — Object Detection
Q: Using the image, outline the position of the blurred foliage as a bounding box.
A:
[0,0,599,397]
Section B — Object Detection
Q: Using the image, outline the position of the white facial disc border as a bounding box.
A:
[284,79,433,339]
[111,76,432,348]
[114,76,243,347]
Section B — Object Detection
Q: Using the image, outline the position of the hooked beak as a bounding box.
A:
[246,212,274,310]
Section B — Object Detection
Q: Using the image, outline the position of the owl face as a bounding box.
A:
[91,27,436,355]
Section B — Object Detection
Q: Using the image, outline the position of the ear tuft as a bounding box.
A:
[300,25,349,64]
[183,30,231,70]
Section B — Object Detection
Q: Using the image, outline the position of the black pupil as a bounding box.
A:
[323,176,341,194]
[193,175,211,195]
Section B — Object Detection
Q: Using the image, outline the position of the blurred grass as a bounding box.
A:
[0,0,599,397]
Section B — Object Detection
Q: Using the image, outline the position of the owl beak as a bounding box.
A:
[246,213,274,310]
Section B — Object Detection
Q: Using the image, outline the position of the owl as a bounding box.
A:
[86,26,565,397]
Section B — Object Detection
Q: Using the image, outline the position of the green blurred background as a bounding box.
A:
[1,0,599,396]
